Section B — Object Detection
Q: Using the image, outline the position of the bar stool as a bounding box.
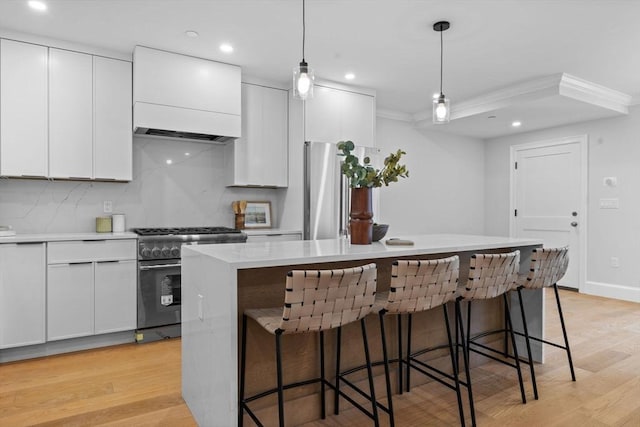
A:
[514,246,575,400]
[239,263,378,427]
[375,256,467,426]
[456,250,526,426]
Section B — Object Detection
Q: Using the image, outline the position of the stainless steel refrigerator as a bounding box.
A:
[303,141,380,240]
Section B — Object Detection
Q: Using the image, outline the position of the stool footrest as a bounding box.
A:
[337,373,392,415]
[242,377,333,404]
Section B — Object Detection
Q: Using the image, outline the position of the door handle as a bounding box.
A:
[570,222,578,227]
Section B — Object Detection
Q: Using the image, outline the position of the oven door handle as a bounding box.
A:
[139,263,181,271]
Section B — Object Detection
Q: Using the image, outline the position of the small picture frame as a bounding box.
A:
[244,201,272,229]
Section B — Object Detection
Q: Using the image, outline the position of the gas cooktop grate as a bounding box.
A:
[132,227,242,236]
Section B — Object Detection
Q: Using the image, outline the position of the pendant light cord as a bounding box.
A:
[440,28,443,94]
[302,0,306,62]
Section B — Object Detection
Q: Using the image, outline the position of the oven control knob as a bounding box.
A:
[151,247,162,258]
[171,246,181,257]
[140,247,151,258]
[161,246,171,257]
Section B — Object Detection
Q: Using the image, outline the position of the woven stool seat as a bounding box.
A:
[376,256,459,314]
[371,256,466,426]
[239,263,380,427]
[455,250,527,424]
[518,246,569,289]
[512,246,575,401]
[459,251,520,300]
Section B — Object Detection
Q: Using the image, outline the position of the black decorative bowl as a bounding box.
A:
[372,224,389,242]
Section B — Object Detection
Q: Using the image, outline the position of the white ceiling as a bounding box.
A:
[0,0,638,137]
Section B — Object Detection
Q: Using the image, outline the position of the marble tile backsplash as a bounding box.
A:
[0,137,280,234]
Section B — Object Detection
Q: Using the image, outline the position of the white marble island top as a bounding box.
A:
[183,233,543,268]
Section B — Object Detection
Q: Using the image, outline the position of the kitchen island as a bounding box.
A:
[181,234,543,427]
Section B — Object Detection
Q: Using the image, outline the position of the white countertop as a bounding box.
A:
[0,232,138,244]
[182,234,543,269]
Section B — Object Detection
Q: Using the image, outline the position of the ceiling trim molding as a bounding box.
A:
[412,72,632,129]
[376,108,413,122]
[559,73,631,114]
[0,28,131,61]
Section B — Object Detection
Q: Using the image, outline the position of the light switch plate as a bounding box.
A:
[103,200,113,213]
[599,198,619,209]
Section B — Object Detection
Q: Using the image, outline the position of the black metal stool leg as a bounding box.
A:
[503,304,509,357]
[503,294,526,404]
[361,318,380,427]
[275,331,285,427]
[320,330,326,419]
[239,314,248,427]
[334,326,342,415]
[456,299,476,427]
[444,304,466,427]
[379,311,395,427]
[406,313,413,392]
[554,284,576,381]
[397,314,403,394]
[517,287,539,399]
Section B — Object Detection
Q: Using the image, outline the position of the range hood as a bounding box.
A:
[133,46,241,143]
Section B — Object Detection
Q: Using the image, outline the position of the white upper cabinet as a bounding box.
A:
[49,48,93,179]
[94,56,132,181]
[304,84,376,147]
[134,46,240,115]
[0,38,132,181]
[226,83,288,187]
[0,39,49,177]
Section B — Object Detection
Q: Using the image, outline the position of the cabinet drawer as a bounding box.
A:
[48,239,137,263]
[246,233,302,243]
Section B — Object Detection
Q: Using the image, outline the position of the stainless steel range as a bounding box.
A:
[133,226,247,343]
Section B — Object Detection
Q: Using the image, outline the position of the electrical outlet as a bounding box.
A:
[103,200,113,213]
[610,257,620,268]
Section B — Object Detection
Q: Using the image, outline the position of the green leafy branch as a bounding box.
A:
[337,140,409,188]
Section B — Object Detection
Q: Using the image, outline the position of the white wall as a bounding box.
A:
[485,105,640,302]
[376,117,485,236]
[0,137,279,233]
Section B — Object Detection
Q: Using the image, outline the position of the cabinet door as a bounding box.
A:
[340,91,375,147]
[47,262,94,340]
[304,85,341,143]
[0,39,48,177]
[0,243,46,349]
[94,260,137,334]
[261,86,288,187]
[305,85,376,148]
[49,48,93,179]
[94,57,132,181]
[227,83,288,187]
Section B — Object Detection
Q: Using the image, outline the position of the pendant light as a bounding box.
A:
[433,20,450,124]
[293,0,314,100]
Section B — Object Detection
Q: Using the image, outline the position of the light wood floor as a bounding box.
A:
[1,290,638,426]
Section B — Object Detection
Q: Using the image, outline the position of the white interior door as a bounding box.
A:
[511,136,587,290]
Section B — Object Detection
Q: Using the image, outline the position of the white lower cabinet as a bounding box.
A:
[47,240,137,341]
[94,260,136,334]
[0,243,46,349]
[47,262,94,340]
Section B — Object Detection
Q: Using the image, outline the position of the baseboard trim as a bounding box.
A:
[0,330,135,363]
[583,281,640,303]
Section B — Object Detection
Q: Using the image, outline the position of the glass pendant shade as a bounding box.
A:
[294,60,314,100]
[433,93,450,123]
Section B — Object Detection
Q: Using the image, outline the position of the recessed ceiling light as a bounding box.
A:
[28,1,47,11]
[345,73,355,80]
[185,30,199,38]
[166,159,173,165]
[512,121,522,127]
[220,43,234,53]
